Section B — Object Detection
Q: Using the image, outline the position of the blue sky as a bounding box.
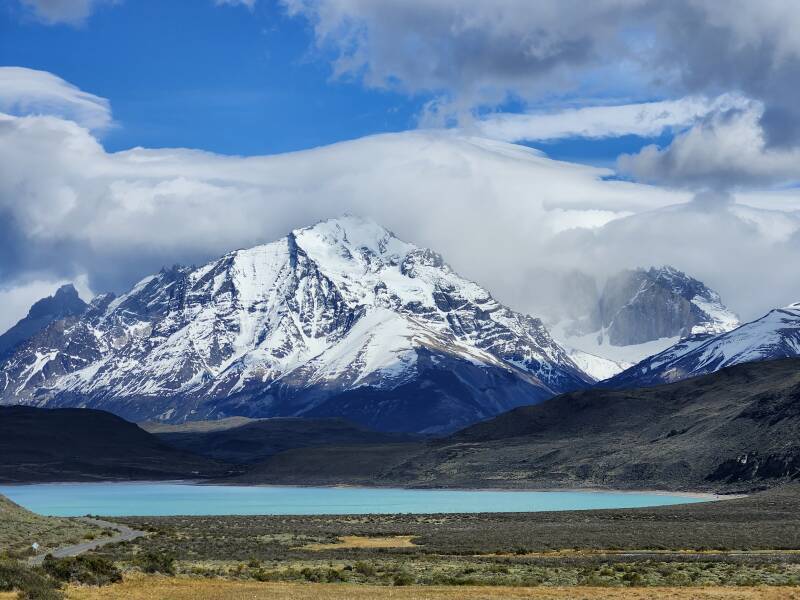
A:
[1,0,426,155]
[0,0,669,164]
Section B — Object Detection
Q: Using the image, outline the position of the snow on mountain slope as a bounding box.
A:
[0,217,591,433]
[606,303,800,388]
[564,348,629,382]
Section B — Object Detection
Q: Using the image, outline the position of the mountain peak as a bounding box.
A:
[607,302,800,388]
[0,283,89,358]
[293,216,408,260]
[646,264,685,281]
[28,284,87,320]
[54,283,79,298]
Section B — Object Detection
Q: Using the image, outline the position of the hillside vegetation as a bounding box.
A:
[0,495,103,557]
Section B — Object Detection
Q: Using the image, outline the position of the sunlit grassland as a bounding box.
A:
[56,575,800,600]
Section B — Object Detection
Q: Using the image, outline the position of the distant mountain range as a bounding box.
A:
[0,217,590,434]
[5,358,798,491]
[1,216,797,436]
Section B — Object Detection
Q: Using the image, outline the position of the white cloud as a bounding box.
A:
[215,0,256,8]
[2,92,800,331]
[475,94,750,142]
[281,0,637,110]
[0,67,112,131]
[20,0,117,25]
[618,105,800,188]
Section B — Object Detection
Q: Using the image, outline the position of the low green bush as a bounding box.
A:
[42,555,121,586]
[393,571,414,586]
[136,550,176,575]
[0,559,63,600]
[353,561,376,576]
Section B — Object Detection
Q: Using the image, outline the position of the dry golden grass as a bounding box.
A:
[62,575,800,600]
[301,535,417,551]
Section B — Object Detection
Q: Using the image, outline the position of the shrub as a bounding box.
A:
[252,569,278,582]
[136,550,176,575]
[393,571,414,586]
[353,561,376,576]
[298,567,346,583]
[42,555,121,586]
[487,564,510,574]
[0,560,63,600]
[622,571,643,586]
[16,581,64,600]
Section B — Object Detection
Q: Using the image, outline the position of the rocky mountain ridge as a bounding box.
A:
[0,217,590,433]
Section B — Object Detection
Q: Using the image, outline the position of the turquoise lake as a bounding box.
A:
[0,483,711,517]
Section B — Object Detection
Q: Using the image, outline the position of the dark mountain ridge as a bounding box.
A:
[149,416,416,464]
[233,358,800,492]
[0,405,232,483]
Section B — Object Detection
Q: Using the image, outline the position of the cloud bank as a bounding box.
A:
[282,0,800,187]
[475,95,749,143]
[0,67,112,130]
[1,69,800,333]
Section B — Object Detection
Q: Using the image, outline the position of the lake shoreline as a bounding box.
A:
[0,479,735,500]
[0,481,727,518]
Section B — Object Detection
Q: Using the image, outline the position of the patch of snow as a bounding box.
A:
[690,295,739,335]
[551,320,680,365]
[566,348,629,381]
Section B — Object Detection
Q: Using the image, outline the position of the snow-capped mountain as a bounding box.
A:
[0,217,591,433]
[606,303,800,388]
[549,266,739,378]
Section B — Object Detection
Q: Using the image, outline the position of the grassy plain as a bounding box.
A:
[4,486,800,597]
[84,486,800,589]
[28,575,800,600]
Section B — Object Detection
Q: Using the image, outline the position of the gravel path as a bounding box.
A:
[28,517,145,566]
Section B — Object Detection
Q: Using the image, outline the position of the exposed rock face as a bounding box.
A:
[596,266,739,346]
[606,303,800,388]
[0,217,590,433]
[546,266,739,378]
[0,285,88,359]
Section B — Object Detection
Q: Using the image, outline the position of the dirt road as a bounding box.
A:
[27,517,145,566]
